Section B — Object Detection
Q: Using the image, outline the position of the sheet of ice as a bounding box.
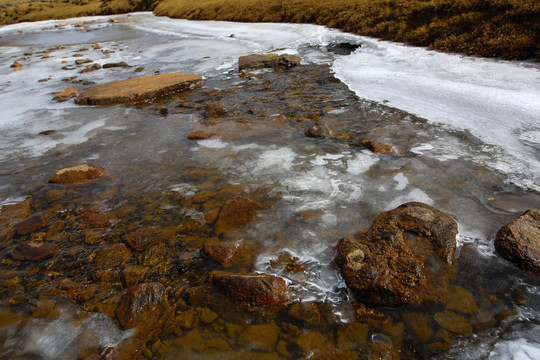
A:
[333,38,540,191]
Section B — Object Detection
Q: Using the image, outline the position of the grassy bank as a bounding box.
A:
[1,0,538,61]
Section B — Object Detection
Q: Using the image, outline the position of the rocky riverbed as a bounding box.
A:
[0,14,539,360]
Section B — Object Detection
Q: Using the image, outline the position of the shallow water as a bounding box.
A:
[0,12,539,360]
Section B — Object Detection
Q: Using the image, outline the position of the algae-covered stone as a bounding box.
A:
[403,313,433,343]
[16,212,47,236]
[125,226,160,252]
[75,72,201,105]
[336,322,369,350]
[95,243,131,267]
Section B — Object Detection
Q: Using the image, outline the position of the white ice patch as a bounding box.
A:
[195,139,229,149]
[256,147,297,171]
[385,188,434,210]
[393,173,408,191]
[346,152,379,175]
[489,339,540,360]
[333,38,540,191]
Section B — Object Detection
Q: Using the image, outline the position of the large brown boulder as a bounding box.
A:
[75,72,201,105]
[495,209,540,272]
[49,164,106,184]
[116,282,171,340]
[238,53,301,70]
[335,202,458,306]
[208,270,289,307]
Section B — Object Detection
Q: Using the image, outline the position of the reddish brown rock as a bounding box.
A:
[335,202,458,306]
[95,243,131,267]
[202,240,257,268]
[125,227,160,252]
[360,140,396,155]
[208,270,289,307]
[12,241,57,261]
[16,212,47,235]
[53,86,79,102]
[203,102,227,118]
[214,197,268,238]
[116,282,171,340]
[238,53,301,70]
[81,210,115,229]
[305,124,329,138]
[187,130,215,140]
[495,209,540,272]
[49,164,106,184]
[75,72,202,105]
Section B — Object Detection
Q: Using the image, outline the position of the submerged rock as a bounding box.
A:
[116,282,171,340]
[187,130,215,140]
[495,209,540,272]
[74,72,202,105]
[49,164,106,184]
[208,270,289,307]
[214,197,268,239]
[12,241,57,261]
[203,102,228,118]
[53,86,79,101]
[16,212,47,236]
[335,202,458,306]
[202,240,257,268]
[125,227,160,252]
[238,53,301,70]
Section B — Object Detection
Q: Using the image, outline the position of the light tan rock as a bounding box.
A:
[75,73,202,105]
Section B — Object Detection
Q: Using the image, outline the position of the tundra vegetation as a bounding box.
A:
[0,0,538,60]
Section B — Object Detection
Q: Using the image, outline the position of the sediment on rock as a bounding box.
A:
[238,54,301,70]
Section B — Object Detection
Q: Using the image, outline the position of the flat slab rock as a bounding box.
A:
[335,202,458,306]
[75,72,202,105]
[495,209,540,272]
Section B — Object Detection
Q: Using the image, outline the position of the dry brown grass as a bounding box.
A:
[1,0,538,60]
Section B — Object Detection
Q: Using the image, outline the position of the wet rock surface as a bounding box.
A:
[208,270,289,307]
[12,241,57,261]
[49,164,106,184]
[75,73,202,105]
[238,53,301,70]
[117,282,171,340]
[335,202,458,305]
[495,209,540,272]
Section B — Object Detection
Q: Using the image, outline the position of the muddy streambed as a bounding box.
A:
[1,13,539,360]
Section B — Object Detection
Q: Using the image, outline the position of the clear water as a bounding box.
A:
[0,12,539,359]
